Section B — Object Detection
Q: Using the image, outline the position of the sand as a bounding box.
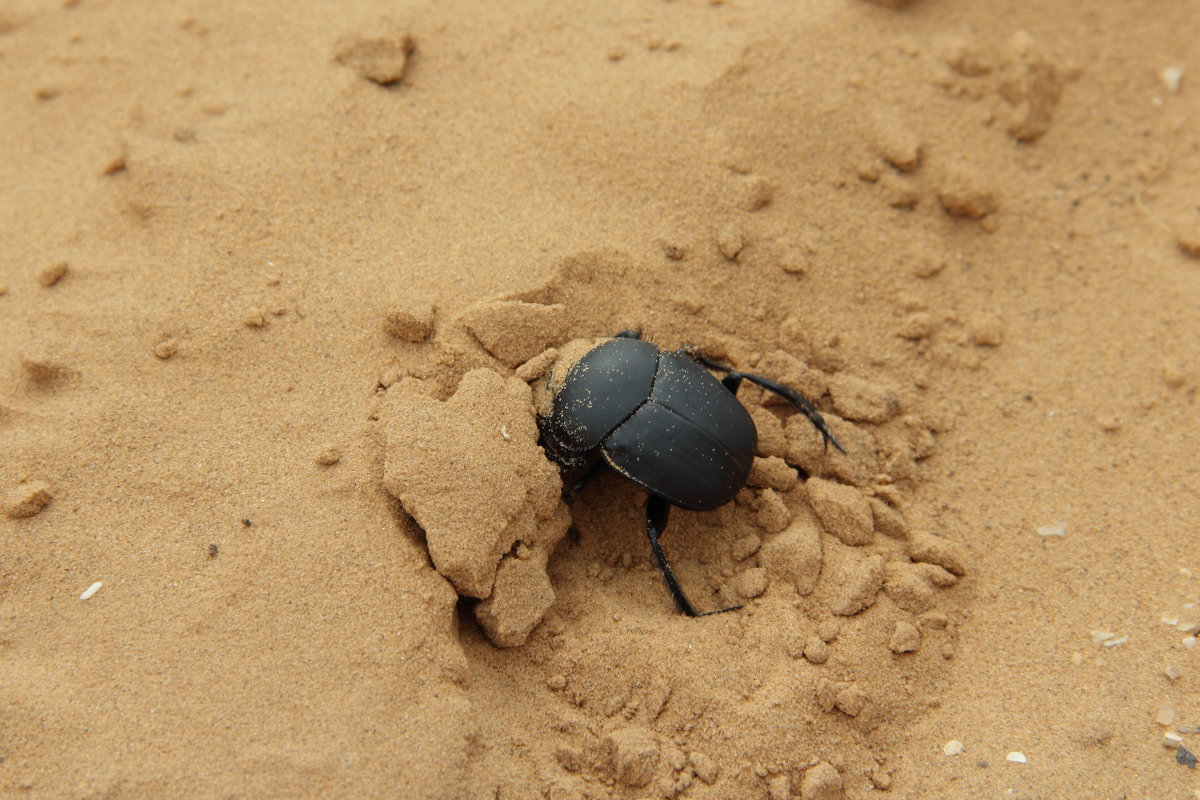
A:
[2,1,1198,798]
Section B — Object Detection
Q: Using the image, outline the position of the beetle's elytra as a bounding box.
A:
[538,332,842,617]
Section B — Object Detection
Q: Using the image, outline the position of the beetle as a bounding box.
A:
[538,331,843,616]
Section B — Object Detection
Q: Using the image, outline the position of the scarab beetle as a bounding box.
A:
[538,331,843,616]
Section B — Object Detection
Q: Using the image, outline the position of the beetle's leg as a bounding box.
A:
[695,355,845,454]
[646,495,743,617]
[567,456,606,497]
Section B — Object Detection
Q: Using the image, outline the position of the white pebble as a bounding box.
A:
[80,581,103,600]
[1184,637,1198,650]
[1156,704,1176,725]
[1006,752,1027,764]
[1035,522,1066,537]
[1091,630,1117,645]
[1164,731,1184,747]
[1162,615,1180,626]
[943,740,964,756]
[1161,66,1184,93]
[1103,635,1128,647]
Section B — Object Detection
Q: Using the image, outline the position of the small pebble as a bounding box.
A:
[889,620,922,653]
[1161,66,1184,93]
[244,309,267,328]
[37,260,69,287]
[943,740,964,756]
[913,258,946,278]
[803,636,830,664]
[153,338,179,359]
[660,241,686,261]
[1164,665,1183,681]
[79,581,103,600]
[1162,358,1187,389]
[315,446,342,466]
[817,619,841,642]
[870,111,922,173]
[1177,229,1200,260]
[100,151,126,176]
[715,226,744,261]
[1036,522,1066,537]
[1103,635,1128,647]
[1184,637,1198,650]
[4,481,54,518]
[969,313,1004,346]
[334,32,415,85]
[1156,704,1176,726]
[547,674,567,690]
[735,175,775,212]
[1006,752,1027,764]
[1164,731,1185,747]
[937,167,998,219]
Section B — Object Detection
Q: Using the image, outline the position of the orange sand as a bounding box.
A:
[2,1,1198,798]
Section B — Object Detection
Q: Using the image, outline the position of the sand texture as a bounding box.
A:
[2,1,1199,798]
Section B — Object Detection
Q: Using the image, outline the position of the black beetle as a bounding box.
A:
[538,331,843,616]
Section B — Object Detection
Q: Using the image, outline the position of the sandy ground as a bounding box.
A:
[2,1,1199,798]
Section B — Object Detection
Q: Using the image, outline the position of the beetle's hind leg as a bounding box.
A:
[646,495,742,617]
[695,356,846,454]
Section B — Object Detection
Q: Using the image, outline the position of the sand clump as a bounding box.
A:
[334,29,416,86]
[460,301,569,368]
[4,480,54,519]
[381,368,570,646]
